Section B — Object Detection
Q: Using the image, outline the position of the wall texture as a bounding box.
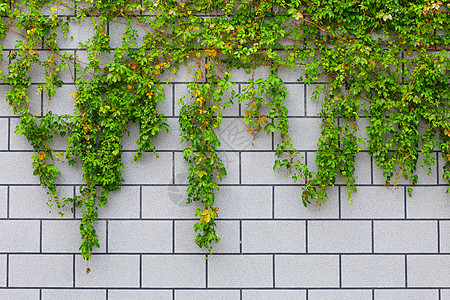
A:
[0,14,450,300]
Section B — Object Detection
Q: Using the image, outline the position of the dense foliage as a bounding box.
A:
[0,0,449,261]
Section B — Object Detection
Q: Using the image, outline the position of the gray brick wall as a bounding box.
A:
[0,10,449,300]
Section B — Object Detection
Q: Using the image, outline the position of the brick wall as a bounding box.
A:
[0,12,450,300]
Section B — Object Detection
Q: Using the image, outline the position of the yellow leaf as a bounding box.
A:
[204,214,211,223]
[84,135,90,141]
[202,209,209,215]
[39,151,46,161]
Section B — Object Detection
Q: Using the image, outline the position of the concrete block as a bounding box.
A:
[55,19,96,49]
[308,221,372,253]
[438,153,447,183]
[176,290,240,300]
[0,118,7,150]
[0,84,15,117]
[75,186,140,219]
[29,51,73,84]
[217,118,272,151]
[122,152,172,184]
[408,255,450,287]
[308,289,372,300]
[278,66,307,83]
[208,255,272,288]
[175,220,240,253]
[160,63,194,83]
[142,186,202,219]
[109,290,172,300]
[341,186,404,219]
[0,290,40,299]
[9,255,73,287]
[373,153,439,185]
[0,220,40,252]
[75,51,115,81]
[228,66,269,82]
[2,26,27,49]
[42,289,106,300]
[374,221,438,253]
[42,220,106,253]
[215,186,273,219]
[9,185,74,218]
[0,186,6,218]
[175,152,239,185]
[341,255,405,287]
[243,290,306,300]
[439,221,450,253]
[75,255,139,287]
[274,186,339,219]
[109,18,146,48]
[276,255,339,287]
[43,84,77,115]
[242,221,305,253]
[441,290,450,299]
[306,84,327,116]
[108,220,172,253]
[142,255,205,288]
[374,289,438,300]
[284,84,305,116]
[0,255,5,287]
[152,118,187,151]
[241,152,300,184]
[274,118,322,151]
[406,187,450,218]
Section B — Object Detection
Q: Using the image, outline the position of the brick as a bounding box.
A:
[109,290,172,300]
[217,118,272,151]
[108,221,172,253]
[439,221,450,253]
[160,63,194,83]
[373,153,439,185]
[284,84,305,117]
[408,255,450,287]
[276,255,339,287]
[9,255,73,287]
[175,152,239,185]
[274,186,339,219]
[55,19,96,48]
[43,84,77,115]
[0,255,5,287]
[75,186,140,219]
[42,289,107,300]
[406,187,450,218]
[374,221,438,253]
[9,186,74,218]
[75,255,139,287]
[308,221,372,253]
[29,51,73,84]
[274,118,322,151]
[0,290,40,299]
[0,186,6,218]
[75,51,115,81]
[176,290,240,300]
[3,26,27,49]
[341,186,404,219]
[228,66,269,82]
[122,152,172,184]
[208,255,272,288]
[306,84,326,116]
[42,220,106,253]
[142,255,205,288]
[216,186,273,219]
[152,118,187,151]
[0,118,7,150]
[241,152,300,184]
[374,289,438,300]
[109,18,146,48]
[308,289,372,300]
[142,186,202,219]
[341,255,405,287]
[174,220,240,253]
[242,221,305,253]
[243,290,306,300]
[307,152,372,185]
[0,220,40,252]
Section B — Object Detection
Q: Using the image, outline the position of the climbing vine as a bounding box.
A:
[0,0,449,261]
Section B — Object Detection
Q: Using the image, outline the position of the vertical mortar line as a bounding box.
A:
[106,289,109,300]
[305,289,308,300]
[372,289,375,300]
[6,186,10,218]
[338,186,341,219]
[40,87,44,117]
[6,254,9,287]
[239,151,242,185]
[172,152,175,185]
[172,220,175,253]
[39,220,43,253]
[404,255,408,288]
[73,185,76,219]
[239,219,242,254]
[39,289,42,300]
[238,84,242,117]
[404,186,407,219]
[439,288,441,300]
[72,254,75,288]
[7,117,10,151]
[172,289,175,300]
[338,254,342,288]
[140,185,143,220]
[105,220,109,253]
[304,83,307,116]
[371,220,374,253]
[139,254,142,288]
[172,83,175,116]
[272,186,275,219]
[438,220,440,254]
[304,152,308,185]
[305,220,308,253]
[370,156,374,185]
[272,254,275,288]
[436,153,440,185]
[205,255,208,288]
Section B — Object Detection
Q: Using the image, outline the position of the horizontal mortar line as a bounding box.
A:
[2,252,448,256]
[2,218,449,222]
[0,287,444,290]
